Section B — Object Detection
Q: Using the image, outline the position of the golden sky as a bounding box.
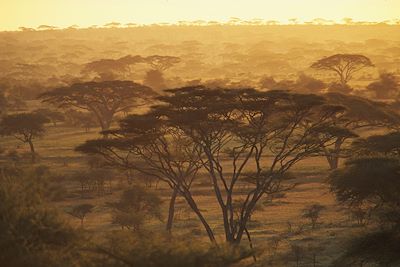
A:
[1,0,399,30]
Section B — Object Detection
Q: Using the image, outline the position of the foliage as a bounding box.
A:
[109,186,163,231]
[0,166,80,267]
[34,108,65,126]
[0,112,50,162]
[67,204,94,227]
[311,54,374,86]
[301,204,326,229]
[94,232,252,267]
[40,80,156,130]
[78,86,345,244]
[330,157,400,207]
[334,230,400,266]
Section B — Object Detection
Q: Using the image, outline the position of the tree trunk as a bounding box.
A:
[324,138,343,170]
[166,186,178,233]
[329,156,339,170]
[182,190,216,243]
[245,226,257,262]
[28,140,36,163]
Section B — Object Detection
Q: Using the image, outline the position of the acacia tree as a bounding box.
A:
[78,86,343,245]
[320,93,400,169]
[40,80,156,131]
[67,204,94,228]
[76,113,203,234]
[34,108,65,126]
[109,187,162,232]
[311,54,374,87]
[82,55,145,81]
[155,87,344,244]
[330,156,400,266]
[0,113,49,163]
[143,55,181,90]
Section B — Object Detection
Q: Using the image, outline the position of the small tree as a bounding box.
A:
[109,187,162,232]
[311,54,374,86]
[40,80,156,131]
[0,113,49,163]
[301,204,325,229]
[67,204,94,227]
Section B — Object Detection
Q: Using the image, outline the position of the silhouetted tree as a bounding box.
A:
[67,204,94,228]
[40,81,156,131]
[82,55,145,81]
[301,204,325,229]
[109,187,162,232]
[0,113,49,163]
[143,55,181,90]
[34,108,65,126]
[76,113,202,234]
[330,156,400,266]
[321,93,400,169]
[154,86,342,244]
[311,54,374,86]
[78,86,343,245]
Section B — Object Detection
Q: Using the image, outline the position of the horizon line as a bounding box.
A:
[4,17,400,32]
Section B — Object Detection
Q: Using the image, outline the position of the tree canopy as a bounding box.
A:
[0,113,49,162]
[40,80,157,131]
[311,54,374,86]
[77,86,345,244]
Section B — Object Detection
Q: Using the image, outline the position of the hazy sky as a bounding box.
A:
[1,0,399,30]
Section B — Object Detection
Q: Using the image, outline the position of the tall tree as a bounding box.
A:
[76,113,202,234]
[157,87,343,244]
[0,113,49,163]
[311,54,374,86]
[321,93,400,169]
[40,81,156,131]
[79,86,344,245]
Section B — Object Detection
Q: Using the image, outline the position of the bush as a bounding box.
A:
[0,166,80,267]
[94,232,252,267]
[301,204,325,229]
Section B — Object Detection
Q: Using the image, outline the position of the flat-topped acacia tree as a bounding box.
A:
[143,55,181,90]
[321,93,400,169]
[0,113,49,163]
[76,113,203,234]
[77,86,344,245]
[40,80,157,131]
[82,55,146,81]
[311,54,374,87]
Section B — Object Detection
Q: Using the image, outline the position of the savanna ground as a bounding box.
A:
[0,100,375,267]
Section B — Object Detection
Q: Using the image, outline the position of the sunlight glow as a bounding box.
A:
[1,0,400,30]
